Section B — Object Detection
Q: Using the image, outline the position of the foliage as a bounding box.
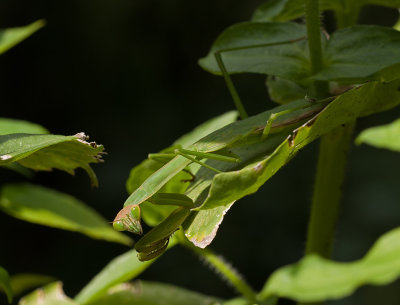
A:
[2,1,400,305]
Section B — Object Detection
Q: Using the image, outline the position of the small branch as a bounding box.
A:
[177,231,257,304]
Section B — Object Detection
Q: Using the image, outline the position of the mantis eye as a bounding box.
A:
[113,204,143,235]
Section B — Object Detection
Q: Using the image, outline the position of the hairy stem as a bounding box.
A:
[177,231,257,304]
[305,0,328,97]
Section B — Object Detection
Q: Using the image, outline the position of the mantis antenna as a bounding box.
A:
[214,36,306,120]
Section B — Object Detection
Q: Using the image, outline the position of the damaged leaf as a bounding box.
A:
[19,282,77,305]
[0,132,104,186]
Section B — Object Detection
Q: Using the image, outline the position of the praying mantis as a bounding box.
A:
[113,33,336,259]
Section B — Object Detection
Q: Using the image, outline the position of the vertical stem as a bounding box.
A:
[177,231,257,304]
[305,0,328,97]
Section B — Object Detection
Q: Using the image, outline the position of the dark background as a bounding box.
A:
[0,1,400,304]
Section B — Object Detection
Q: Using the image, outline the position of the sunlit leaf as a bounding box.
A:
[259,227,400,302]
[0,183,132,246]
[0,20,45,55]
[0,118,48,135]
[0,266,12,303]
[19,282,77,305]
[10,274,55,297]
[90,281,222,305]
[356,118,400,152]
[0,133,104,186]
[183,79,400,246]
[75,241,177,305]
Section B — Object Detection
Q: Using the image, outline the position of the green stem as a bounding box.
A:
[335,5,360,29]
[299,122,355,305]
[305,0,328,97]
[177,231,257,304]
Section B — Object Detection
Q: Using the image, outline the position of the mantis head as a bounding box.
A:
[113,204,143,235]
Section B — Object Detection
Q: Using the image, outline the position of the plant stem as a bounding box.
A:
[305,0,328,97]
[177,231,257,304]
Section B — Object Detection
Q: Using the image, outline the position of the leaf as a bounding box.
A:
[0,20,45,55]
[126,111,238,226]
[183,79,400,246]
[19,282,77,305]
[266,76,306,104]
[0,118,48,135]
[10,274,55,297]
[314,25,400,83]
[356,118,400,151]
[259,227,400,303]
[198,22,310,81]
[251,0,400,22]
[0,266,12,303]
[0,183,132,246]
[74,244,177,305]
[89,281,222,305]
[0,133,104,186]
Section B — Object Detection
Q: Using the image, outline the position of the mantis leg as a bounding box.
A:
[214,36,305,120]
[149,152,196,181]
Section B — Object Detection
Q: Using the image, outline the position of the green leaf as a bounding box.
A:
[0,133,104,186]
[10,274,55,297]
[315,25,400,83]
[126,111,238,226]
[89,281,222,305]
[0,118,48,135]
[266,76,306,104]
[19,282,77,305]
[251,0,400,22]
[183,79,400,246]
[74,244,176,305]
[0,183,132,246]
[0,20,45,55]
[0,266,12,303]
[356,118,400,151]
[259,226,400,302]
[198,22,310,81]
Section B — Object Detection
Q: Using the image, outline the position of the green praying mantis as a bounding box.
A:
[113,34,337,259]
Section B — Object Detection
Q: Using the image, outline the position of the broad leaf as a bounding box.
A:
[356,118,400,151]
[0,118,48,135]
[259,227,400,302]
[0,183,132,246]
[75,243,176,305]
[90,281,222,305]
[10,273,55,297]
[183,79,400,246]
[0,266,12,303]
[0,20,45,55]
[19,282,77,305]
[0,133,103,186]
[199,22,310,82]
[314,25,400,83]
[251,0,400,22]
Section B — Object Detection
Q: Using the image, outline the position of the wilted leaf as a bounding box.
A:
[0,183,132,246]
[0,133,104,186]
[19,282,77,305]
[0,20,45,55]
[90,281,222,305]
[356,118,400,151]
[259,227,400,302]
[0,266,12,303]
